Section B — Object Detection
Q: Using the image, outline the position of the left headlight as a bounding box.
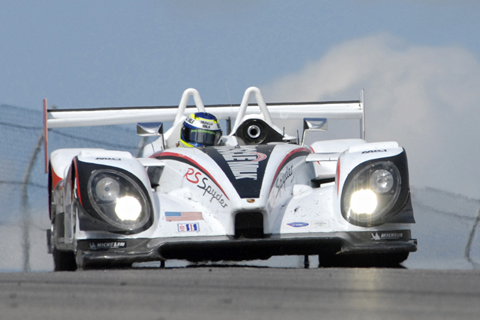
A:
[87,169,151,232]
[341,161,402,227]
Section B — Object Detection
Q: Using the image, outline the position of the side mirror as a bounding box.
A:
[137,122,163,136]
[303,118,328,131]
[302,118,327,145]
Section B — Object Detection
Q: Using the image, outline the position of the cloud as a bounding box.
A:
[262,33,480,198]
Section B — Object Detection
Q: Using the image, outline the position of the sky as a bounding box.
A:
[1,0,480,198]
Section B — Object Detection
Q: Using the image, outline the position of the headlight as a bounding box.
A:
[115,196,142,221]
[95,177,120,201]
[370,169,394,193]
[342,161,401,226]
[87,169,151,232]
[350,189,377,214]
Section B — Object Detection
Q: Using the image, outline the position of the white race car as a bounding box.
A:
[45,87,416,270]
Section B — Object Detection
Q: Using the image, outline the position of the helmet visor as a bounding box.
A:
[184,127,221,146]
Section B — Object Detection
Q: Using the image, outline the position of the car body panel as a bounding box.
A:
[45,87,416,270]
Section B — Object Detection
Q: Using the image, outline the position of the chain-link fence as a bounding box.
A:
[1,103,480,271]
[1,104,148,271]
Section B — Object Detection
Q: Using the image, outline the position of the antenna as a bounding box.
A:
[361,89,365,140]
[224,80,233,107]
[224,80,233,134]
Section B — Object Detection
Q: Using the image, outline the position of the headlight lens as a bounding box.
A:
[115,196,142,221]
[95,177,120,201]
[350,189,377,214]
[87,169,151,231]
[342,161,401,226]
[370,169,394,193]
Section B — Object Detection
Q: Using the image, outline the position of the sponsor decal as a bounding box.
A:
[275,165,293,190]
[177,223,200,232]
[95,157,121,160]
[184,168,229,208]
[206,145,275,198]
[361,149,387,154]
[217,146,267,180]
[157,151,229,200]
[185,116,219,130]
[165,211,203,221]
[287,222,309,228]
[270,147,310,195]
[185,168,202,184]
[371,232,404,241]
[314,222,328,227]
[88,241,127,251]
[198,178,228,208]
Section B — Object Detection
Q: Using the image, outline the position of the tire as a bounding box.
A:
[53,248,77,271]
[319,252,409,268]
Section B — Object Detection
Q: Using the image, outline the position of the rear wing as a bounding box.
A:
[44,87,365,171]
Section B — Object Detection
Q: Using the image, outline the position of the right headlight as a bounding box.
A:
[341,161,402,227]
[87,169,152,232]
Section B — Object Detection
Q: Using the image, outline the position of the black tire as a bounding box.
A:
[319,252,409,268]
[53,248,77,271]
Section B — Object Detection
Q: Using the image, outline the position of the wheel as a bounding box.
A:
[50,215,77,271]
[319,252,409,268]
[53,248,77,271]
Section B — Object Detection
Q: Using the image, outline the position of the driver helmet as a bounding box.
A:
[180,112,222,147]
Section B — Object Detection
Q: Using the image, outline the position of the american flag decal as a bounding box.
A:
[165,211,203,221]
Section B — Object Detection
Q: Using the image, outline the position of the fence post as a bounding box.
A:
[465,207,480,269]
[21,130,44,272]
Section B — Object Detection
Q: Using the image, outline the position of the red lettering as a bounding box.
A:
[184,168,201,184]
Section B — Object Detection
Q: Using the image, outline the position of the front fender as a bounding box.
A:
[73,150,155,234]
[335,142,414,227]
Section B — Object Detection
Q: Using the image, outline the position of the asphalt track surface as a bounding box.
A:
[1,266,480,320]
